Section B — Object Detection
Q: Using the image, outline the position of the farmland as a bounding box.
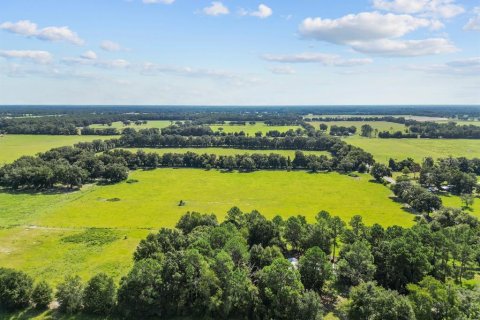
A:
[310,120,406,135]
[89,120,172,130]
[210,122,302,135]
[0,134,116,164]
[0,169,413,284]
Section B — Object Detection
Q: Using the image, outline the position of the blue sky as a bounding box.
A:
[0,0,479,105]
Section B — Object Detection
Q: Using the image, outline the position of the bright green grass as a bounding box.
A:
[210,122,301,135]
[0,169,414,284]
[346,136,480,163]
[0,135,116,164]
[89,120,172,130]
[119,147,329,158]
[441,195,480,219]
[310,121,406,135]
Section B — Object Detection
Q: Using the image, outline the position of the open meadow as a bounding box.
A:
[310,120,406,134]
[0,135,117,164]
[0,169,414,285]
[346,136,480,163]
[119,147,330,157]
[89,120,172,130]
[209,122,302,135]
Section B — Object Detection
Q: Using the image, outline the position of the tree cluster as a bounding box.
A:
[329,125,357,136]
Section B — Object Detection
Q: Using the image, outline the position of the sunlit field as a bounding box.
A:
[209,122,302,135]
[310,121,406,135]
[89,120,172,130]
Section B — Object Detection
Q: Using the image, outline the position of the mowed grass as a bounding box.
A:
[0,135,117,164]
[119,147,330,158]
[346,136,480,163]
[89,120,172,130]
[310,121,406,135]
[210,122,301,135]
[0,169,414,284]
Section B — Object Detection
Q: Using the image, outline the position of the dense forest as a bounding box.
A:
[1,207,479,319]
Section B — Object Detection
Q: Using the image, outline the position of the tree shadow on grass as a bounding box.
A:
[389,195,419,215]
[0,186,80,196]
[0,308,118,320]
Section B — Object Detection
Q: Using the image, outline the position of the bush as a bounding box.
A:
[56,275,84,314]
[31,281,53,309]
[83,273,116,315]
[0,268,33,310]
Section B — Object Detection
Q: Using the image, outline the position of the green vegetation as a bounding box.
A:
[312,121,406,136]
[210,122,301,135]
[118,147,329,158]
[0,169,414,284]
[347,136,480,163]
[0,135,116,164]
[89,120,172,130]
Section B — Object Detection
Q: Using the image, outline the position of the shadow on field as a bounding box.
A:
[0,308,116,320]
[0,187,79,196]
[389,195,418,215]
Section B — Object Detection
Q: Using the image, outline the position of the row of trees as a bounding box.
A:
[380,121,480,139]
[3,207,478,319]
[329,125,357,136]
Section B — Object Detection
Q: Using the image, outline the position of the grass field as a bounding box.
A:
[346,136,480,163]
[0,169,414,284]
[210,122,302,135]
[119,147,330,158]
[310,121,406,135]
[0,135,117,164]
[89,120,172,130]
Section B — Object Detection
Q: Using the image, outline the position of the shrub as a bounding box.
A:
[56,275,84,314]
[31,281,53,309]
[83,273,116,315]
[0,268,33,310]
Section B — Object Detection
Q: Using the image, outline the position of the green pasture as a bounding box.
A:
[89,120,172,130]
[0,169,414,284]
[311,121,406,135]
[346,136,480,163]
[118,147,329,158]
[0,135,116,164]
[210,122,301,135]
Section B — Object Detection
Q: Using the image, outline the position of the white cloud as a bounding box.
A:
[62,55,130,69]
[203,2,229,16]
[0,50,53,64]
[299,12,455,56]
[81,50,97,60]
[251,4,273,19]
[100,40,123,52]
[409,57,480,75]
[373,0,465,18]
[262,53,373,66]
[142,0,175,4]
[0,20,84,45]
[240,4,273,19]
[351,38,457,56]
[269,66,296,75]
[464,7,480,31]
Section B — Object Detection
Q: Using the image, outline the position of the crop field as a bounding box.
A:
[119,147,330,158]
[209,122,302,135]
[0,134,117,164]
[310,121,406,135]
[346,136,480,163]
[89,120,172,130]
[0,169,414,284]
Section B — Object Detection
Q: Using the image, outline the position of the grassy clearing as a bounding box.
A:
[118,147,330,158]
[210,122,301,135]
[89,120,172,130]
[0,135,116,164]
[0,169,414,284]
[346,136,480,163]
[310,121,406,135]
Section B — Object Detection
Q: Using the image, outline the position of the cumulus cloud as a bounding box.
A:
[240,4,273,18]
[0,50,53,64]
[142,0,175,4]
[62,53,130,69]
[464,7,480,31]
[81,50,97,60]
[203,2,229,16]
[0,20,84,45]
[299,12,455,56]
[100,40,123,52]
[373,0,464,18]
[262,53,373,66]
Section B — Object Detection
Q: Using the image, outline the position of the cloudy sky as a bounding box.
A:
[0,0,479,105]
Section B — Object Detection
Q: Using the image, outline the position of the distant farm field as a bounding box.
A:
[0,169,413,284]
[0,134,116,164]
[119,147,330,158]
[346,136,480,163]
[89,120,172,130]
[210,122,302,135]
[310,121,406,134]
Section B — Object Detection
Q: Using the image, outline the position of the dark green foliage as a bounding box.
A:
[56,275,84,314]
[31,281,53,309]
[299,247,332,293]
[176,211,218,234]
[370,163,392,182]
[83,273,116,315]
[0,268,33,310]
[336,240,376,287]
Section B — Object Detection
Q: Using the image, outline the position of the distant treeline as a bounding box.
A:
[379,121,480,139]
[1,206,479,319]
